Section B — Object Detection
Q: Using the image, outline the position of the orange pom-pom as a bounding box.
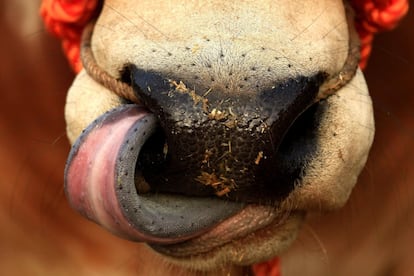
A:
[40,0,100,73]
[351,0,409,68]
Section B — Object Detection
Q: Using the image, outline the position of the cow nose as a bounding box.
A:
[128,65,326,203]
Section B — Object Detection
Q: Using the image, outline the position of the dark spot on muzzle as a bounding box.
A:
[127,65,326,203]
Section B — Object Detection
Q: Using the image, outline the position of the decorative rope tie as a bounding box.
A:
[40,1,409,275]
[351,0,409,68]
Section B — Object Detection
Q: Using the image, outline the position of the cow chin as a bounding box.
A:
[64,0,375,271]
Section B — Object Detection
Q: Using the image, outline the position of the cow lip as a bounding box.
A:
[150,205,304,258]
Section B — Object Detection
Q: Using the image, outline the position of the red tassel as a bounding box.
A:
[252,257,281,276]
[40,0,99,73]
[350,0,409,69]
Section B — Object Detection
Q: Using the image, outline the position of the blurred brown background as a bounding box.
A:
[0,1,413,275]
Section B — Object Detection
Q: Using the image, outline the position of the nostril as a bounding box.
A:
[136,127,167,172]
[119,66,131,84]
[270,103,321,187]
[135,126,168,193]
[279,103,320,153]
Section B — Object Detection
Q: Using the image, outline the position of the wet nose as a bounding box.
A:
[128,65,326,203]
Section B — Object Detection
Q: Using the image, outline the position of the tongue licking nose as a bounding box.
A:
[64,105,244,244]
[64,63,325,243]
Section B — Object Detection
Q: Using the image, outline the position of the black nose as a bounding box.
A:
[127,65,326,203]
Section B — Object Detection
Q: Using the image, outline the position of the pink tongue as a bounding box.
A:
[64,105,244,244]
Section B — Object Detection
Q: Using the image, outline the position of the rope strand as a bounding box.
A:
[80,21,140,104]
[317,4,360,100]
